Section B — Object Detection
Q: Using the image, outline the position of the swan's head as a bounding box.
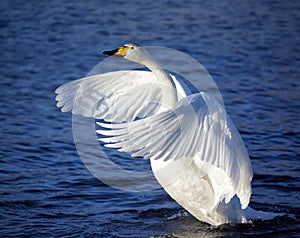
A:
[103,43,140,57]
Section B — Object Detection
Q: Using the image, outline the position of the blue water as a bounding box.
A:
[1,0,299,237]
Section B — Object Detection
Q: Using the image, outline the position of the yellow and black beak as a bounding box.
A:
[103,46,130,57]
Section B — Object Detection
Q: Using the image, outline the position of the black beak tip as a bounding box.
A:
[102,50,111,56]
[102,49,118,56]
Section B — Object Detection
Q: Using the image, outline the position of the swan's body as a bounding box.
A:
[55,43,279,226]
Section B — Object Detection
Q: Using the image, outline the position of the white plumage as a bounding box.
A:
[55,43,279,226]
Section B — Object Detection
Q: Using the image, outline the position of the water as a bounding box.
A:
[1,0,299,237]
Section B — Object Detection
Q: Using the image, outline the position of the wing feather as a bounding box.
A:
[55,70,165,122]
[56,70,190,123]
[96,92,253,208]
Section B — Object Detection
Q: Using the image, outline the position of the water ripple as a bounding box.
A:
[1,0,299,237]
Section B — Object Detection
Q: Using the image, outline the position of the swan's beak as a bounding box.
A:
[103,46,130,57]
[103,48,118,56]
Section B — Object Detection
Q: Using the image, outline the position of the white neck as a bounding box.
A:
[125,48,178,109]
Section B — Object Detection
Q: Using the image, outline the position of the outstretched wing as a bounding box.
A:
[55,70,188,123]
[55,70,162,122]
[96,92,253,208]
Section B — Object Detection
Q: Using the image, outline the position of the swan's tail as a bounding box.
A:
[243,206,283,222]
[217,196,284,225]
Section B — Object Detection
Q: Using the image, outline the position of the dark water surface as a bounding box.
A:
[1,0,299,237]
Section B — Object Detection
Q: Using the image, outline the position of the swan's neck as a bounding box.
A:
[126,48,178,109]
[148,64,178,108]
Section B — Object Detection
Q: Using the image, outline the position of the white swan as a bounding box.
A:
[55,43,279,226]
